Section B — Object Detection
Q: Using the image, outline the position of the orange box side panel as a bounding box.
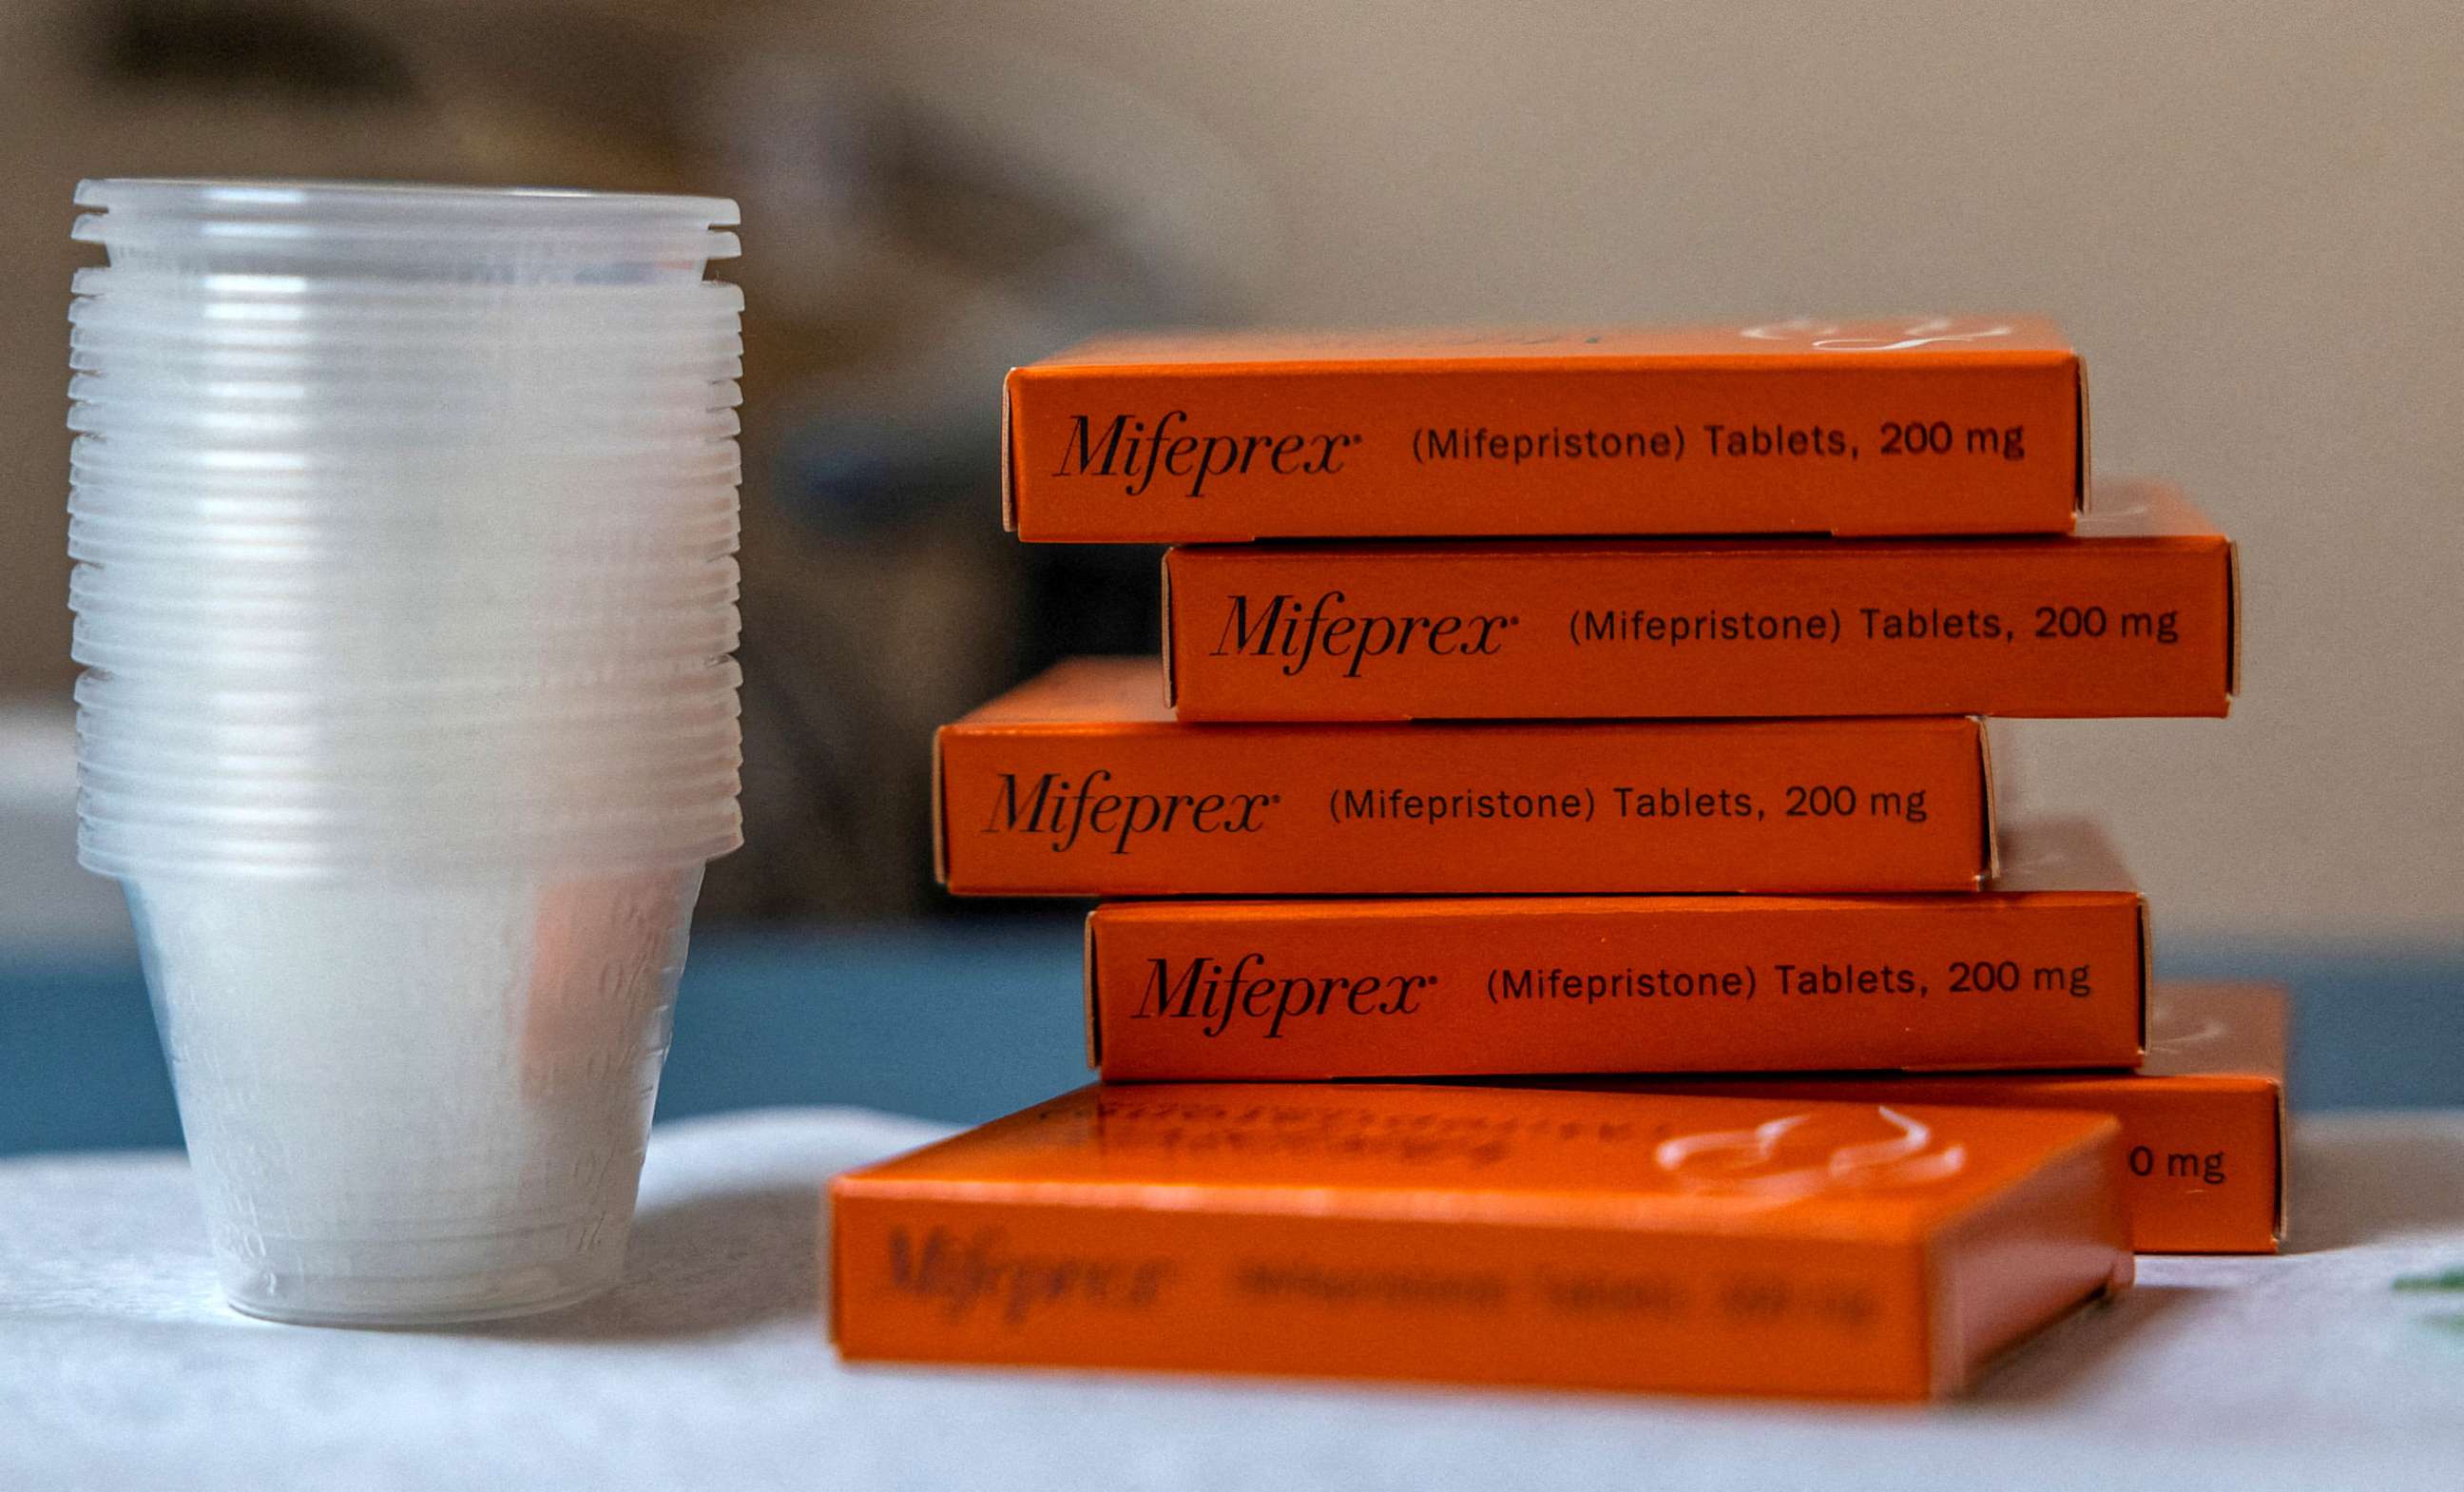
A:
[938,658,1992,896]
[829,1084,2130,1401]
[1556,983,2288,1253]
[1163,478,2233,721]
[1087,820,2143,1080]
[1003,317,2082,541]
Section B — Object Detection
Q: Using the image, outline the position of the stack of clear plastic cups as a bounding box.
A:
[66,180,745,1326]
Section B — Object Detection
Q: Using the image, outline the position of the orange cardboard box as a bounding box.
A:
[1164,477,2237,722]
[1085,818,2144,1081]
[936,658,1994,897]
[831,1083,2133,1401]
[1558,982,2289,1254]
[1003,317,2084,541]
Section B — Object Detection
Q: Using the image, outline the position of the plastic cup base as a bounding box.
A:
[129,862,702,1331]
[220,1251,623,1327]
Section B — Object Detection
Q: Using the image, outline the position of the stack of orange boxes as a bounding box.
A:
[833,318,2278,1400]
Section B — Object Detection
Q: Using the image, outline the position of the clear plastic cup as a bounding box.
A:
[71,179,745,1325]
[79,676,743,726]
[70,263,746,309]
[68,330,744,368]
[70,624,743,679]
[69,433,742,479]
[77,768,744,829]
[83,756,741,809]
[87,809,741,877]
[68,436,744,475]
[76,658,745,716]
[68,405,742,445]
[68,290,741,324]
[78,703,741,764]
[74,179,738,284]
[77,707,741,769]
[69,551,738,601]
[76,687,740,744]
[67,516,742,569]
[124,863,700,1324]
[86,787,741,852]
[67,375,744,416]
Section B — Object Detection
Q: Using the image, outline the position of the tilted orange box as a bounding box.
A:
[1548,982,2288,1254]
[1086,818,2144,1081]
[1164,477,2237,722]
[831,1083,2133,1401]
[936,657,1994,897]
[1003,317,2084,541]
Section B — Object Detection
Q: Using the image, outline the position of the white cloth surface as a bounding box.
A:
[7,1108,2464,1492]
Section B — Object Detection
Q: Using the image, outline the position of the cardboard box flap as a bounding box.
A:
[929,726,952,887]
[1976,718,2001,885]
[2226,539,2244,698]
[999,366,1022,533]
[2073,359,2092,514]
[1081,910,1104,1071]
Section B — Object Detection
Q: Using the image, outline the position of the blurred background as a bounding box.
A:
[3,0,2457,1152]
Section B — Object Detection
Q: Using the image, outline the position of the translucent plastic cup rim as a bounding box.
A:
[76,707,743,748]
[67,367,743,394]
[68,290,742,325]
[67,530,741,570]
[70,629,742,674]
[71,592,741,630]
[67,410,745,443]
[68,332,745,366]
[69,296,743,330]
[76,812,742,879]
[78,716,742,769]
[67,492,741,525]
[67,331,747,361]
[81,762,740,807]
[70,429,741,460]
[72,651,744,687]
[68,309,745,347]
[68,555,741,589]
[79,694,741,744]
[64,524,742,561]
[77,811,743,850]
[76,795,741,843]
[78,760,743,808]
[75,657,740,712]
[68,344,744,378]
[78,829,742,882]
[69,442,741,486]
[77,178,736,222]
[74,184,740,279]
[74,262,743,305]
[67,375,744,409]
[74,279,738,308]
[67,469,743,499]
[71,559,740,602]
[77,735,745,776]
[67,326,745,360]
[68,395,746,424]
[69,622,743,662]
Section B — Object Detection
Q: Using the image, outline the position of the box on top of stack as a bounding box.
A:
[845,315,2262,1402]
[1001,315,2087,540]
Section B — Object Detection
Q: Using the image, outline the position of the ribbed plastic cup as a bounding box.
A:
[126,864,699,1324]
[73,179,738,283]
[69,178,745,1327]
[74,657,743,714]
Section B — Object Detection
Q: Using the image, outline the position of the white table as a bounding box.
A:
[8,1109,2464,1491]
